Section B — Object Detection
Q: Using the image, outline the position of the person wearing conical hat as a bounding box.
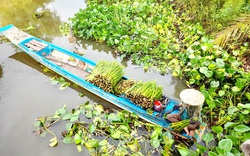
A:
[166,89,205,137]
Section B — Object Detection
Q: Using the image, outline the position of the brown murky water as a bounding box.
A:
[0,0,187,155]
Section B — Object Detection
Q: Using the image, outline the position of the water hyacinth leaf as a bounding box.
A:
[43,67,51,72]
[70,115,79,122]
[50,79,59,85]
[195,142,206,153]
[62,112,72,120]
[224,122,236,129]
[223,152,235,156]
[210,81,219,88]
[49,137,58,147]
[33,121,41,127]
[73,110,81,116]
[235,78,247,90]
[150,129,159,139]
[66,122,73,130]
[151,126,162,139]
[77,145,82,152]
[231,60,241,68]
[208,63,217,70]
[177,148,190,156]
[202,132,213,143]
[40,131,47,137]
[199,67,208,74]
[98,139,107,146]
[163,131,173,140]
[89,124,96,133]
[150,138,160,148]
[232,86,240,93]
[228,106,239,114]
[93,116,102,125]
[245,92,250,100]
[86,110,93,119]
[111,130,121,139]
[128,144,137,152]
[243,132,250,141]
[78,92,85,97]
[63,137,73,144]
[242,109,250,114]
[218,90,225,97]
[55,108,66,115]
[218,139,232,152]
[234,124,250,132]
[108,113,121,122]
[85,139,99,149]
[127,140,140,152]
[201,45,208,51]
[188,78,195,84]
[94,105,104,115]
[215,58,225,68]
[114,147,128,156]
[74,133,82,145]
[119,125,130,133]
[59,84,69,90]
[212,126,223,134]
[84,104,93,110]
[244,103,250,109]
[208,151,218,156]
[172,68,180,77]
[189,53,195,59]
[205,71,213,78]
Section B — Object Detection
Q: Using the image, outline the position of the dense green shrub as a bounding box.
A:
[174,0,250,33]
[68,0,250,155]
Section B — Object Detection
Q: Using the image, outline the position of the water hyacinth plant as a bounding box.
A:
[33,101,174,155]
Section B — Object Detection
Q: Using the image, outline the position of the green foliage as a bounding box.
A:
[69,1,200,73]
[174,0,250,33]
[33,102,174,155]
[64,0,250,155]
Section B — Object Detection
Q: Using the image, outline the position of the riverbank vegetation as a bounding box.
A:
[35,0,250,155]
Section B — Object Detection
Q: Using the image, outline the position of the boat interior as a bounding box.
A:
[22,38,91,79]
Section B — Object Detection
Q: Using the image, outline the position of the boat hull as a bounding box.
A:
[0,24,206,141]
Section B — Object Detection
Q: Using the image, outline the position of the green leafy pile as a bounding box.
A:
[113,79,136,95]
[86,60,124,93]
[125,81,163,109]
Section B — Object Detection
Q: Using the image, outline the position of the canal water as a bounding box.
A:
[0,0,187,155]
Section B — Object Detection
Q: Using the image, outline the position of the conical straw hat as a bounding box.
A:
[180,89,205,106]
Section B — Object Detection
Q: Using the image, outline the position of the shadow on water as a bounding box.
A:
[9,52,121,110]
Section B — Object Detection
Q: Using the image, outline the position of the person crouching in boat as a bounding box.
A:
[166,89,205,137]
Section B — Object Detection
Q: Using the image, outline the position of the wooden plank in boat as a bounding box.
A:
[25,42,43,51]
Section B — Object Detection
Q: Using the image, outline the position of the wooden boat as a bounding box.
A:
[0,24,205,141]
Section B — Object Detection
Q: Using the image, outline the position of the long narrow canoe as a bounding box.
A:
[0,24,205,141]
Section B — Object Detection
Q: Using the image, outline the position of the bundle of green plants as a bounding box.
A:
[86,60,124,93]
[125,81,163,109]
[170,119,191,132]
[113,79,136,95]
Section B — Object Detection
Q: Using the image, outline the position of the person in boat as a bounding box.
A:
[166,88,205,137]
[241,140,250,156]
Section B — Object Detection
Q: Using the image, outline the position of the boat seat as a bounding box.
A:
[25,39,48,52]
